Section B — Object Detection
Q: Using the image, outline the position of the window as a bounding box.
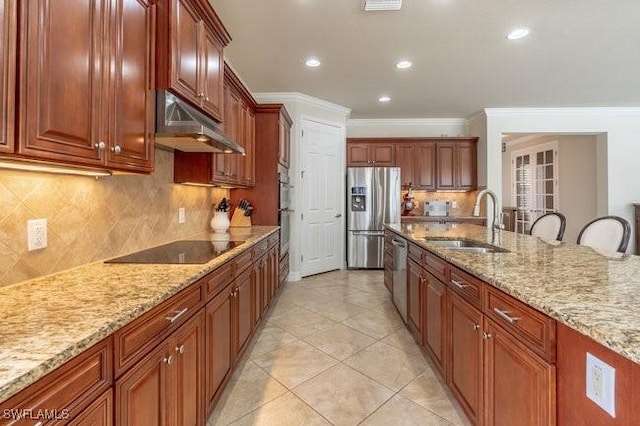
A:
[511,142,559,233]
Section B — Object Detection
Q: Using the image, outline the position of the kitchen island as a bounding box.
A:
[386,222,640,425]
[0,226,279,424]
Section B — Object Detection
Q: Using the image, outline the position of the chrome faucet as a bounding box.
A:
[472,189,503,232]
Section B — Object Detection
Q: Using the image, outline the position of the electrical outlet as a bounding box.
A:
[27,219,48,251]
[451,201,458,209]
[178,208,185,224]
[586,352,616,417]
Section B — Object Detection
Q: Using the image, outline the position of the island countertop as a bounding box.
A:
[386,222,640,365]
[0,226,279,403]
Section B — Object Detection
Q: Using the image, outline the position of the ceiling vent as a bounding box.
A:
[363,0,403,11]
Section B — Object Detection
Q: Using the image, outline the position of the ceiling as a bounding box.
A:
[211,0,640,119]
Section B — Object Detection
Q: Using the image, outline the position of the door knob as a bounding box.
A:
[335,213,342,218]
[111,145,122,154]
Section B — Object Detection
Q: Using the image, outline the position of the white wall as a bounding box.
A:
[347,118,468,138]
[468,111,488,188]
[484,108,640,253]
[253,92,351,281]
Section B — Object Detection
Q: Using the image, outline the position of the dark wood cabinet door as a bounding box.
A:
[278,114,290,168]
[0,0,16,153]
[252,257,267,326]
[240,104,255,186]
[449,292,483,425]
[205,285,233,407]
[173,310,205,426]
[456,141,477,190]
[108,0,155,171]
[200,26,223,121]
[424,272,447,377]
[68,389,113,426]
[347,143,370,166]
[116,343,169,426]
[268,247,279,300]
[234,269,253,361]
[484,319,556,426]
[370,143,394,166]
[169,0,200,105]
[436,142,456,190]
[407,259,423,344]
[18,0,105,165]
[414,142,437,190]
[394,143,415,187]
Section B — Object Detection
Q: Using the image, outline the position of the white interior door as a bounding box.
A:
[301,118,343,277]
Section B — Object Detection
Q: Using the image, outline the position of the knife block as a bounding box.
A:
[230,208,252,227]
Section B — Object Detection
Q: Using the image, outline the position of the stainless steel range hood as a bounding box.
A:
[155,90,245,154]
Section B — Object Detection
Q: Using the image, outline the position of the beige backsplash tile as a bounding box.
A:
[0,148,229,288]
[403,190,481,216]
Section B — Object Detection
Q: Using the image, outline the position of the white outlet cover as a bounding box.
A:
[27,219,48,251]
[178,208,185,224]
[586,352,616,417]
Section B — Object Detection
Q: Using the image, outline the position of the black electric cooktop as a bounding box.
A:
[105,240,244,264]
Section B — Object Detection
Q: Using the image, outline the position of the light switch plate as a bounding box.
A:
[27,219,48,251]
[178,208,185,224]
[586,352,616,417]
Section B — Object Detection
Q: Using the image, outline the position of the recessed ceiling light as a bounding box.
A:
[396,60,412,69]
[305,58,321,67]
[507,28,530,40]
[379,95,391,103]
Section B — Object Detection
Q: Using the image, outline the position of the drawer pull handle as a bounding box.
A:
[176,344,185,354]
[451,279,469,289]
[493,308,520,324]
[163,355,174,365]
[472,323,480,331]
[482,332,492,340]
[166,307,189,323]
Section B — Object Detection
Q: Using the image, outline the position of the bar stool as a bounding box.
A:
[576,215,631,253]
[529,212,566,241]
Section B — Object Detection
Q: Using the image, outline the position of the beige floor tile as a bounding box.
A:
[400,372,470,425]
[360,394,453,426]
[344,341,429,391]
[229,392,330,426]
[369,299,402,318]
[304,299,368,322]
[343,291,392,309]
[209,361,288,426]
[293,364,395,426]
[253,340,338,389]
[381,327,424,357]
[265,303,310,324]
[269,308,337,338]
[341,310,403,339]
[302,323,376,360]
[248,324,299,359]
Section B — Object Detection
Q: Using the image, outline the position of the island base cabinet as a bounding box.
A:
[424,272,447,377]
[205,284,233,410]
[116,310,205,426]
[68,390,113,426]
[449,292,483,425]
[406,259,424,344]
[235,267,254,362]
[483,319,556,426]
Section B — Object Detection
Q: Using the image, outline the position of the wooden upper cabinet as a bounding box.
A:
[0,0,16,154]
[16,0,154,172]
[436,142,456,190]
[347,141,394,166]
[241,105,256,186]
[278,113,291,168]
[436,139,477,190]
[456,140,477,190]
[370,143,394,165]
[414,142,436,190]
[347,143,370,166]
[394,143,415,187]
[157,0,229,122]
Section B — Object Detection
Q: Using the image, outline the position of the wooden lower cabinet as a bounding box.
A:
[424,271,447,377]
[116,310,205,426]
[483,318,555,426]
[252,255,268,326]
[234,267,253,362]
[205,283,233,409]
[68,390,113,426]
[407,259,424,344]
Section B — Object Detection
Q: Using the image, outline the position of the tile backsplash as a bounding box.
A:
[0,149,229,288]
[402,190,481,216]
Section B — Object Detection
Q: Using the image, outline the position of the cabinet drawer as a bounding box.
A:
[484,286,556,363]
[267,232,279,248]
[1,338,113,426]
[115,284,203,376]
[409,244,448,282]
[252,239,269,260]
[234,249,253,274]
[205,260,235,299]
[449,267,483,308]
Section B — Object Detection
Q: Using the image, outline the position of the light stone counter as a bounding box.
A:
[0,226,278,403]
[386,222,640,365]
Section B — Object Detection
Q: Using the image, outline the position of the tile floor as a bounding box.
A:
[208,270,470,426]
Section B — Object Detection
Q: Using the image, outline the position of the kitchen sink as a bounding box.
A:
[424,239,509,253]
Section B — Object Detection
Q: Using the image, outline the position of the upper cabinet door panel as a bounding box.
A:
[436,143,456,190]
[0,0,16,153]
[347,143,369,166]
[18,0,104,164]
[394,143,414,187]
[370,143,394,165]
[108,0,155,171]
[415,142,436,190]
[201,28,223,121]
[457,142,477,190]
[170,0,200,104]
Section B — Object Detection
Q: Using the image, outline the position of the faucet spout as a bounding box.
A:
[472,189,502,231]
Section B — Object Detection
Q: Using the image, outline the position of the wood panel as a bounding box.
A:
[67,389,113,426]
[234,267,253,361]
[414,142,436,190]
[169,0,201,105]
[201,25,223,120]
[174,310,205,426]
[407,259,423,344]
[394,142,414,187]
[205,283,233,408]
[370,143,394,165]
[436,142,456,190]
[557,323,640,425]
[0,0,16,153]
[424,272,447,377]
[457,140,477,190]
[347,143,369,166]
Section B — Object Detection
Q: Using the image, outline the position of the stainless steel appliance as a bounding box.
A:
[278,168,292,257]
[391,237,408,323]
[347,167,401,268]
[105,240,244,264]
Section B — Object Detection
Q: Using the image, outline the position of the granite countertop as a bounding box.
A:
[386,223,640,365]
[401,215,487,220]
[0,226,279,403]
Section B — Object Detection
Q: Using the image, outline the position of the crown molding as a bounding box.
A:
[465,110,486,125]
[484,107,640,117]
[347,118,467,127]
[253,92,352,117]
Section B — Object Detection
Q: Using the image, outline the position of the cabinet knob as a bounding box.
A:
[205,96,210,102]
[163,355,174,365]
[472,323,480,331]
[482,332,492,340]
[176,344,185,354]
[94,141,106,151]
[111,145,122,154]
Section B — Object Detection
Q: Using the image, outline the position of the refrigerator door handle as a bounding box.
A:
[351,231,385,236]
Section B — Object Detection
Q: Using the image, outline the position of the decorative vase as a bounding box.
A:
[210,211,230,234]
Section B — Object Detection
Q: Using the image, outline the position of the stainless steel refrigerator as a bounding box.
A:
[347,167,401,268]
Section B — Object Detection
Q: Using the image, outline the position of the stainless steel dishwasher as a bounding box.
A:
[391,237,408,323]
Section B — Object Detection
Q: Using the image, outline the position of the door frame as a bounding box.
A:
[298,115,346,278]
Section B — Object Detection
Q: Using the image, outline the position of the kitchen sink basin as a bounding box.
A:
[424,239,509,253]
